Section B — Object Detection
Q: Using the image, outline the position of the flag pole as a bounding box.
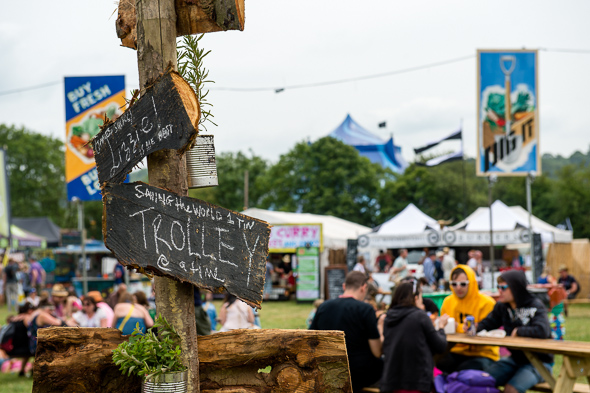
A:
[460,119,467,219]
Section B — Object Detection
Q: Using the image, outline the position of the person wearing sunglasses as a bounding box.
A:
[380,280,448,393]
[71,296,108,328]
[436,265,499,374]
[475,270,553,393]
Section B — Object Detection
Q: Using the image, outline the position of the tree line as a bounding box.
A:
[2,123,589,240]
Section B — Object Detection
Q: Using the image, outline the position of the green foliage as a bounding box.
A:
[112,315,186,381]
[259,137,387,227]
[189,150,269,211]
[177,34,216,133]
[379,160,488,224]
[542,149,590,178]
[548,164,590,239]
[0,124,68,225]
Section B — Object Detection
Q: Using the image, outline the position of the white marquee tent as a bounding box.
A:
[450,200,573,244]
[358,203,441,250]
[358,201,573,253]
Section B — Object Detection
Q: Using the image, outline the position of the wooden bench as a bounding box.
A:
[566,298,590,305]
[532,381,590,392]
[447,334,590,392]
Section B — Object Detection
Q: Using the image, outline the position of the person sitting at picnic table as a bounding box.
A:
[70,296,109,327]
[475,270,553,393]
[380,279,448,393]
[557,265,579,299]
[310,271,384,392]
[218,294,255,331]
[436,265,499,373]
[537,266,556,285]
[114,292,154,335]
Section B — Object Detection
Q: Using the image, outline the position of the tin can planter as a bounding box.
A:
[143,370,188,393]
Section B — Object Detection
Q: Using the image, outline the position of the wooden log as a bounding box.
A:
[92,70,199,185]
[116,0,245,50]
[33,328,141,393]
[32,328,352,393]
[102,182,271,308]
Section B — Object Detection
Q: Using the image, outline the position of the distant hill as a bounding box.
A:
[541,148,590,178]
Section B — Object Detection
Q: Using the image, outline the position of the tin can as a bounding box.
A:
[465,316,476,336]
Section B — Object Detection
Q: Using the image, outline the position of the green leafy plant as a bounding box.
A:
[112,315,186,381]
[177,34,216,133]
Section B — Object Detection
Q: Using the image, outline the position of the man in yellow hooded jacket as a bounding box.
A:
[436,264,499,372]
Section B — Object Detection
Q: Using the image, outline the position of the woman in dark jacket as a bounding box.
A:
[380,280,449,393]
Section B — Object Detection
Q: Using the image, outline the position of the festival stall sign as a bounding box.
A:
[65,75,126,200]
[477,50,539,176]
[268,224,323,253]
[296,247,320,301]
[95,70,271,308]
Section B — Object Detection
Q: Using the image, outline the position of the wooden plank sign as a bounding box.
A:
[92,70,199,185]
[103,182,270,308]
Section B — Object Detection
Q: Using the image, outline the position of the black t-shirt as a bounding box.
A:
[310,297,379,365]
[4,264,18,283]
[559,275,579,294]
[277,261,292,275]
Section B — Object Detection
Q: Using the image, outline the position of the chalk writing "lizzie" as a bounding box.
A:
[93,96,174,182]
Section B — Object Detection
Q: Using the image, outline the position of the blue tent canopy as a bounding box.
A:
[329,114,408,173]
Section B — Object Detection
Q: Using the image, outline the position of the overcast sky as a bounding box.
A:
[1,0,589,166]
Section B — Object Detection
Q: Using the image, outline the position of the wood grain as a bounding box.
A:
[32,328,352,393]
[116,0,245,49]
[447,333,590,357]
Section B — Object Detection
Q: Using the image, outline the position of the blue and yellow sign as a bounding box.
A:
[64,76,126,200]
[477,50,539,176]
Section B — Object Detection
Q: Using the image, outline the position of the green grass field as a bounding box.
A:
[1,302,589,392]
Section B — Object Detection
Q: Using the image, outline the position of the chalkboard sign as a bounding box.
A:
[346,239,358,272]
[325,265,348,300]
[102,182,271,308]
[93,70,199,185]
[533,233,543,284]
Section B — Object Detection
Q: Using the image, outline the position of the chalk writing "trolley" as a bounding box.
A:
[103,182,271,308]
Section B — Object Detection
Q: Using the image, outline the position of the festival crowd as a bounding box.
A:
[310,248,580,393]
[0,259,257,377]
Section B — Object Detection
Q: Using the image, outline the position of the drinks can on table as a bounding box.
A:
[465,316,476,336]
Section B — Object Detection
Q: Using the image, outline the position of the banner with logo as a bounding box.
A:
[268,224,323,253]
[477,50,539,176]
[65,76,126,200]
[0,149,11,248]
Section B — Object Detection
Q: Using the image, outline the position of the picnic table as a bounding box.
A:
[447,333,590,392]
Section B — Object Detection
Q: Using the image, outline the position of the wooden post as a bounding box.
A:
[135,0,199,391]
